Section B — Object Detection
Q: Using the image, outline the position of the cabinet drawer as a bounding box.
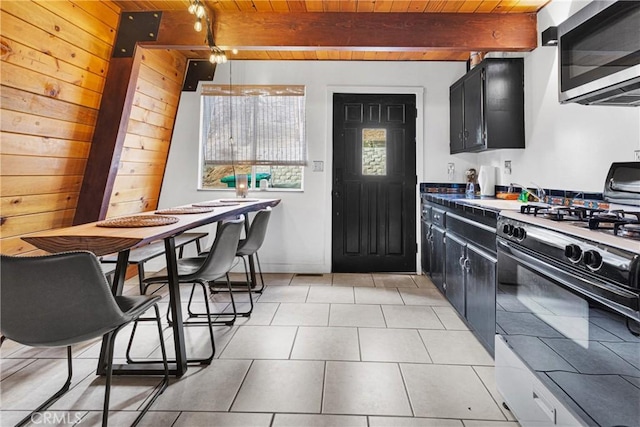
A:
[432,207,446,228]
[495,336,585,427]
[447,212,496,253]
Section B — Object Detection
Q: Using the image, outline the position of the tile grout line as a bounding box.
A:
[227,359,255,413]
[397,362,416,418]
[319,360,327,414]
[379,304,389,328]
[215,324,241,358]
[163,410,181,426]
[287,326,300,360]
[269,301,281,326]
[470,365,511,422]
[416,328,434,364]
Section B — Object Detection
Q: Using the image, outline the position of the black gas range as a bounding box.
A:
[499,163,640,301]
[495,163,640,427]
[499,201,640,293]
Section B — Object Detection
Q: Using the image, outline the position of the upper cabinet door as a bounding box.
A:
[449,58,524,154]
[449,82,465,154]
[463,67,485,151]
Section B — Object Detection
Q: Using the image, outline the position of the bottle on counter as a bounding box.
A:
[465,168,477,198]
[465,182,476,198]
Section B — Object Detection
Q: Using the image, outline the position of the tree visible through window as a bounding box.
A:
[200,85,306,190]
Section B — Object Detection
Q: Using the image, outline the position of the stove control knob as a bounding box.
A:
[513,227,526,240]
[583,250,603,270]
[564,244,582,263]
[502,224,514,236]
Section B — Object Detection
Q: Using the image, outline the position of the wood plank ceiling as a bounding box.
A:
[111,0,550,61]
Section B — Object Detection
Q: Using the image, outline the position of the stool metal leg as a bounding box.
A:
[131,304,169,426]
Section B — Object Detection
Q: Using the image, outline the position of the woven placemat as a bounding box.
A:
[219,198,260,203]
[155,206,215,215]
[96,215,179,228]
[192,201,240,208]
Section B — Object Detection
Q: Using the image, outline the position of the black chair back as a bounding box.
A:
[1,252,129,347]
[182,217,244,282]
[237,208,271,256]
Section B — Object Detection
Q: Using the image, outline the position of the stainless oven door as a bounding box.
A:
[496,238,640,427]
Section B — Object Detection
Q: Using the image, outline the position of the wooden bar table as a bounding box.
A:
[23,198,281,377]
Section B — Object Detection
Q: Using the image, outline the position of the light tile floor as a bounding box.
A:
[0,273,519,427]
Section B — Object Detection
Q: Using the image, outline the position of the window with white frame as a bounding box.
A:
[200,84,306,190]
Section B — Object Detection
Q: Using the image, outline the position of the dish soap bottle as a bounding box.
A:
[465,168,477,198]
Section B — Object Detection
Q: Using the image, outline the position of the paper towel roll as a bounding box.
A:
[478,166,496,196]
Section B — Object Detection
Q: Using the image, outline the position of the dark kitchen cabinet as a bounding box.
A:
[449,82,465,153]
[421,199,446,294]
[427,207,446,294]
[420,195,498,356]
[431,225,445,294]
[444,209,498,356]
[445,233,466,316]
[445,230,497,354]
[449,58,525,154]
[465,244,497,354]
[421,222,430,275]
[421,202,432,275]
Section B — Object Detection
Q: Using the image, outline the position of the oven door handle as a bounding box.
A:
[498,239,639,318]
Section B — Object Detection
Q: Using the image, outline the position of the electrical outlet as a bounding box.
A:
[312,160,324,172]
[447,163,455,181]
[635,150,640,161]
[504,160,512,175]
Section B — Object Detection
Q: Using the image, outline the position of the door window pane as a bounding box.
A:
[362,128,387,176]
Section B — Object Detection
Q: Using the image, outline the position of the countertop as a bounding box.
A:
[421,193,524,220]
[423,193,640,253]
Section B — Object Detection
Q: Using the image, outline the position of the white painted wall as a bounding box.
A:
[161,0,640,273]
[477,0,640,192]
[161,61,465,273]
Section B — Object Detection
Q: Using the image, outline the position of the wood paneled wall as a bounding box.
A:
[1,1,187,256]
[0,0,119,255]
[105,47,186,218]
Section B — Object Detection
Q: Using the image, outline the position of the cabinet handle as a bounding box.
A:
[459,256,465,268]
[480,68,486,145]
[463,258,471,272]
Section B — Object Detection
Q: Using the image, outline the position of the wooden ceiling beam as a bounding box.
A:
[212,11,538,51]
[143,10,537,52]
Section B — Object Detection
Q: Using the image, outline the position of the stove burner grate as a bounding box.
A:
[519,204,640,239]
[589,210,640,234]
[616,223,640,240]
[520,204,602,221]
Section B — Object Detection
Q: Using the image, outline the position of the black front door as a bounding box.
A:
[332,93,417,273]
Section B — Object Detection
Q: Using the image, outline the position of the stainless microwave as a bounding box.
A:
[557,0,640,106]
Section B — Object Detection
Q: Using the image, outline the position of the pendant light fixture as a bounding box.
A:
[187,0,228,63]
[209,46,227,64]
